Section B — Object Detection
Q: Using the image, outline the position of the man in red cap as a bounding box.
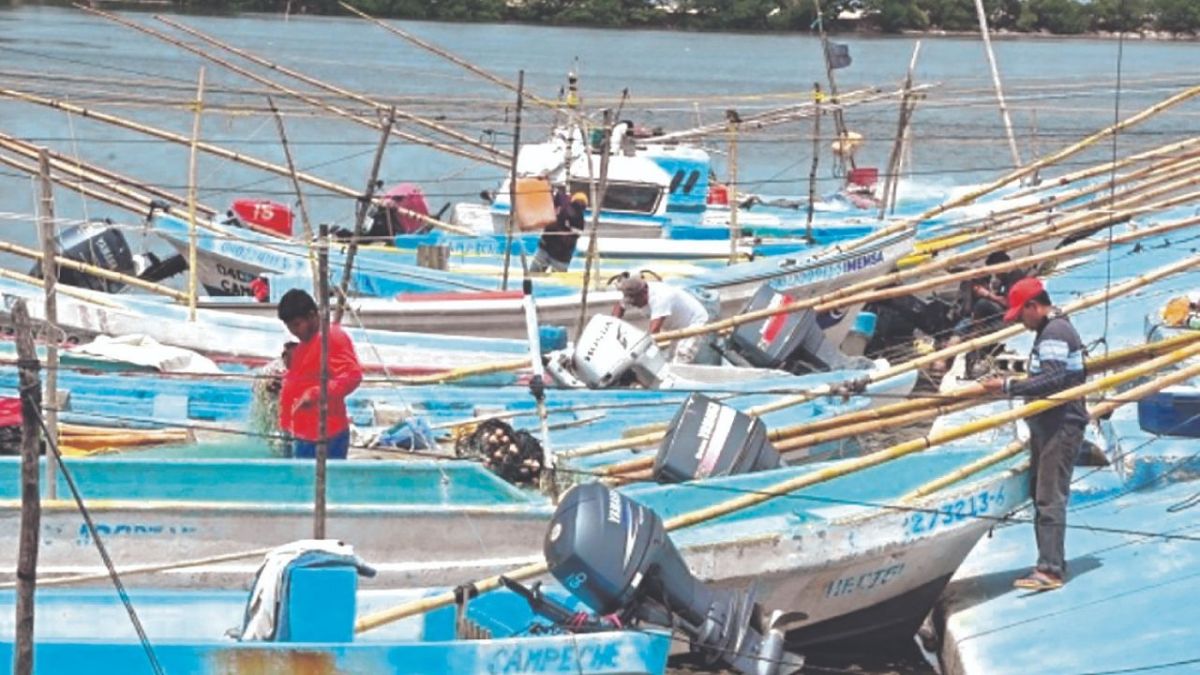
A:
[978,277,1087,591]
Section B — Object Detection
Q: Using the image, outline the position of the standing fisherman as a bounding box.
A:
[277,289,363,460]
[530,192,587,274]
[978,278,1087,591]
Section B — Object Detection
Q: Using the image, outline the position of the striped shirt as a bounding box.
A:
[1005,312,1088,429]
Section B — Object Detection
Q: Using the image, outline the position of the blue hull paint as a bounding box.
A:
[0,586,669,675]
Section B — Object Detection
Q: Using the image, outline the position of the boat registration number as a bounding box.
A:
[906,487,1006,536]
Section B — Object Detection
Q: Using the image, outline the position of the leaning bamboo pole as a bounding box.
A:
[903,356,1200,501]
[0,151,149,216]
[560,249,1200,459]
[811,207,1200,314]
[339,1,555,109]
[603,328,1200,477]
[0,232,189,302]
[845,84,1200,252]
[156,13,511,162]
[661,177,1200,348]
[76,4,506,169]
[355,338,1200,634]
[0,87,475,236]
[1006,136,1200,201]
[0,132,214,217]
[928,148,1200,246]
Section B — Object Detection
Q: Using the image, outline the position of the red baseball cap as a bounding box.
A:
[1004,277,1045,321]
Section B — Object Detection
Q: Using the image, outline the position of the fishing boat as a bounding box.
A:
[0,542,672,675]
[192,226,915,341]
[1139,297,1200,437]
[0,271,531,375]
[932,391,1200,675]
[0,436,1028,650]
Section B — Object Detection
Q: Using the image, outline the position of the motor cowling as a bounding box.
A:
[30,221,136,293]
[545,483,802,675]
[570,314,668,388]
[653,393,783,483]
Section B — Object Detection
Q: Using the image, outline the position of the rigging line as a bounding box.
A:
[1077,656,1200,675]
[1101,5,1129,360]
[24,391,165,675]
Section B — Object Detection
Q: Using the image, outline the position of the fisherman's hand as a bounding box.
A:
[292,386,319,413]
[528,374,545,402]
[979,377,1006,394]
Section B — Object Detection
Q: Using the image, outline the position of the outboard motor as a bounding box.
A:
[545,483,803,675]
[728,283,863,373]
[30,221,136,293]
[568,314,669,388]
[653,393,782,483]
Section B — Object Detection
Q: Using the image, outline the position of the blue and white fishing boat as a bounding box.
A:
[932,394,1200,675]
[0,271,530,374]
[0,540,671,675]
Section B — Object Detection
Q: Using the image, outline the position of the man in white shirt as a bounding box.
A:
[613,276,711,363]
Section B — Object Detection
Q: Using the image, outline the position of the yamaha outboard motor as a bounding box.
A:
[29,221,136,293]
[728,283,863,373]
[545,483,803,675]
[653,393,783,483]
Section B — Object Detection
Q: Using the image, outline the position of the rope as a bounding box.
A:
[1100,10,1129,359]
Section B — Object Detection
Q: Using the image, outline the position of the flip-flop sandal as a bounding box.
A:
[1013,570,1064,591]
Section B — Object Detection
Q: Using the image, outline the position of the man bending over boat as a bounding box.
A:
[976,277,1087,592]
[613,276,711,364]
[530,192,587,273]
[277,289,363,460]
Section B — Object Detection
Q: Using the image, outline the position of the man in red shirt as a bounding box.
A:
[277,289,363,459]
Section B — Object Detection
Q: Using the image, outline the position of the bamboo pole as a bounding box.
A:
[561,249,1200,459]
[1007,136,1200,201]
[186,67,205,322]
[0,87,471,235]
[660,177,1200,347]
[35,150,58,500]
[12,300,40,675]
[972,0,1021,169]
[727,111,740,265]
[0,132,215,217]
[0,151,148,216]
[338,2,554,109]
[576,110,613,337]
[811,0,852,169]
[74,5,504,169]
[903,356,1200,501]
[155,14,511,163]
[335,107,395,324]
[315,224,330,539]
[806,83,821,241]
[845,83,1200,252]
[1,546,274,590]
[501,71,524,292]
[0,238,190,302]
[357,337,1200,634]
[646,86,914,145]
[880,43,921,220]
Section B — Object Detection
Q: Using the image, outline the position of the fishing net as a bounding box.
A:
[454,418,544,486]
[250,358,291,458]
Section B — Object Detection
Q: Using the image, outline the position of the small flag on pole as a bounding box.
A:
[827,42,852,69]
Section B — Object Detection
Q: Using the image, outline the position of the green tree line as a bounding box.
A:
[166,0,1200,35]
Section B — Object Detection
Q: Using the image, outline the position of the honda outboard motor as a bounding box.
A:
[30,221,136,293]
[653,393,782,483]
[729,283,862,373]
[567,314,669,388]
[545,483,803,675]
